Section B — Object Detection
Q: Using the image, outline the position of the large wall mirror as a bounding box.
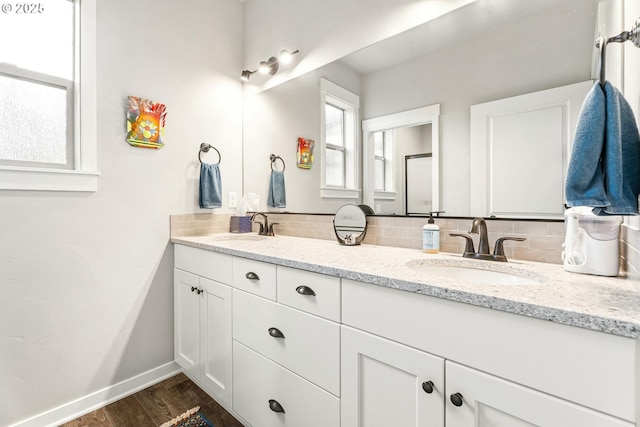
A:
[242,0,598,217]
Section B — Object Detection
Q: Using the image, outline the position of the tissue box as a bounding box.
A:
[230,215,252,233]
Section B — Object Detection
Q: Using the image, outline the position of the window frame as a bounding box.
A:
[0,0,98,192]
[319,78,360,199]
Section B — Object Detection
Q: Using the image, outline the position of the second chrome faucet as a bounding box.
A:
[450,218,525,262]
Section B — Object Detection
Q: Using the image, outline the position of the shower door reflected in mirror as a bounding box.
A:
[406,153,432,215]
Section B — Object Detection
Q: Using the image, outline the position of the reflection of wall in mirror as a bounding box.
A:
[360,0,596,216]
[243,61,362,214]
[243,0,598,217]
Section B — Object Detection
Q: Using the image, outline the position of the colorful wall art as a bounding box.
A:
[296,137,315,169]
[126,96,167,149]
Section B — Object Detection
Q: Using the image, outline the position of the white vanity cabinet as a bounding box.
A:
[174,245,233,409]
[342,278,637,427]
[173,241,638,427]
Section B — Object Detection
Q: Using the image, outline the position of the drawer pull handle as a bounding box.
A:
[450,392,464,407]
[268,327,285,339]
[296,285,316,296]
[245,272,260,280]
[268,399,285,413]
[421,381,434,394]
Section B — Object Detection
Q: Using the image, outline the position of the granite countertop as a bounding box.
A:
[171,233,640,339]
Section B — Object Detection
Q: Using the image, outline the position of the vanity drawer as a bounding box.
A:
[232,257,277,300]
[233,341,340,427]
[174,245,232,284]
[233,289,340,396]
[276,266,341,321]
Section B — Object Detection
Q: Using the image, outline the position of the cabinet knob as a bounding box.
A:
[295,285,316,296]
[450,392,464,407]
[245,272,260,280]
[268,327,285,339]
[268,399,285,413]
[190,286,197,293]
[196,288,203,295]
[421,381,434,394]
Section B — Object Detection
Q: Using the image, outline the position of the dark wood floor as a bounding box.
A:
[60,373,244,427]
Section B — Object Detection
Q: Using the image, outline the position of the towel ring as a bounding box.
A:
[199,143,221,165]
[270,154,285,172]
[595,17,640,87]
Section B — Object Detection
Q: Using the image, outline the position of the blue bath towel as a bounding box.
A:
[565,81,640,215]
[199,163,222,209]
[267,170,286,208]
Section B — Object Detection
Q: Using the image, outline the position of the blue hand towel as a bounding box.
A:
[565,81,640,215]
[199,163,222,209]
[267,170,286,208]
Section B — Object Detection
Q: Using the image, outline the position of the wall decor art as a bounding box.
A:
[126,96,167,149]
[296,137,315,169]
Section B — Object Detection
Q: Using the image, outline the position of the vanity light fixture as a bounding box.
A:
[259,57,279,75]
[240,70,254,81]
[240,49,299,81]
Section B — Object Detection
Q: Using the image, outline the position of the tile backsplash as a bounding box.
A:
[170,213,566,264]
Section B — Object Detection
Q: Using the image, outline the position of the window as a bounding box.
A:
[325,102,346,187]
[0,0,98,191]
[373,130,394,192]
[320,78,360,199]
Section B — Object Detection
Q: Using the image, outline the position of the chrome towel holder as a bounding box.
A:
[270,154,285,171]
[199,143,221,164]
[596,17,640,87]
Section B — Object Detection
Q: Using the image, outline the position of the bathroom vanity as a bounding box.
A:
[172,234,640,427]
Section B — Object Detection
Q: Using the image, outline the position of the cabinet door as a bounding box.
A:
[199,277,233,408]
[446,361,634,427]
[341,326,445,427]
[469,80,592,219]
[174,269,200,377]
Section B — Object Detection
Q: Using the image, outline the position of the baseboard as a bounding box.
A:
[9,361,181,427]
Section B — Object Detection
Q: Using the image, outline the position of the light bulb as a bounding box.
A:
[279,49,292,64]
[258,61,270,74]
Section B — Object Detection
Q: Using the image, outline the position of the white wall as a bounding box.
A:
[0,0,243,425]
[242,0,475,91]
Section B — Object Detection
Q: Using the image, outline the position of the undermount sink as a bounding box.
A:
[405,259,545,285]
[205,234,267,242]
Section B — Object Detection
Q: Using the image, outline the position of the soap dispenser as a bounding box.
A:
[423,211,444,254]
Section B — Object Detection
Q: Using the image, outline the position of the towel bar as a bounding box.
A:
[270,154,285,171]
[596,17,640,87]
[199,143,221,164]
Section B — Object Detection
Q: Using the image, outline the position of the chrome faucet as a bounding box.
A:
[470,217,490,256]
[450,217,525,262]
[250,212,278,236]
